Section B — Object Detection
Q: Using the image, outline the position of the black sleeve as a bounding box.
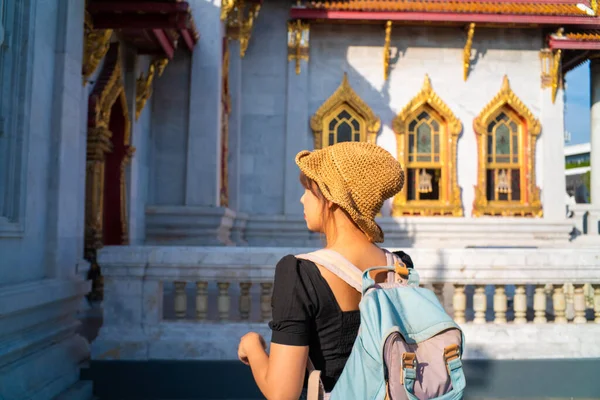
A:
[392,250,414,269]
[268,255,315,346]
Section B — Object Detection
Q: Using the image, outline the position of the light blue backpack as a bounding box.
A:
[297,249,466,400]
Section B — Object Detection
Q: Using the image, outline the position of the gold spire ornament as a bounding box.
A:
[496,169,511,194]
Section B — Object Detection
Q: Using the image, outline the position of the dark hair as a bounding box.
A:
[299,172,336,243]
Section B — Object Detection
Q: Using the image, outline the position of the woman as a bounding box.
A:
[237,141,405,400]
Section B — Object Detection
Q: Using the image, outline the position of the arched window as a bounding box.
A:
[311,73,380,150]
[473,76,542,217]
[392,75,463,216]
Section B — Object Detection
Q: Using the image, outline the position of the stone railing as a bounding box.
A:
[92,246,600,361]
[568,204,600,238]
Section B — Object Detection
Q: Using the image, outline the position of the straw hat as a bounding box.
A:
[295,142,404,243]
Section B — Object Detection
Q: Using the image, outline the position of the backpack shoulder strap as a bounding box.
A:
[296,249,363,293]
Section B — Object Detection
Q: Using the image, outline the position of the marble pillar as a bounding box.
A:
[283,56,310,215]
[540,79,567,221]
[589,59,600,234]
[185,0,223,207]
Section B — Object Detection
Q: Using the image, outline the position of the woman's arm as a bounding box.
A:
[239,332,309,400]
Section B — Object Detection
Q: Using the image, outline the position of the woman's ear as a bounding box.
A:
[326,200,337,210]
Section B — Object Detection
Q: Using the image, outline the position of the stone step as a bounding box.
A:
[53,380,94,400]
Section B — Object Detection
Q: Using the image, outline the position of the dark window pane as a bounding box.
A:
[511,169,521,201]
[409,133,415,154]
[434,133,440,155]
[497,112,508,122]
[417,123,432,154]
[431,119,439,131]
[495,123,510,155]
[417,155,432,162]
[487,133,493,157]
[419,168,440,201]
[329,133,335,146]
[488,121,496,133]
[351,119,360,131]
[338,110,352,120]
[486,169,495,201]
[354,133,360,142]
[434,156,439,162]
[488,156,493,163]
[408,155,414,162]
[407,169,416,201]
[513,156,518,163]
[409,119,418,132]
[337,121,352,143]
[329,119,337,132]
[496,155,510,164]
[498,192,509,201]
[417,111,429,121]
[512,133,518,157]
[509,121,518,132]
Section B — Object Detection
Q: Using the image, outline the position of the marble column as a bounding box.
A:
[540,76,567,221]
[283,55,311,215]
[185,0,223,207]
[228,40,242,212]
[589,59,600,234]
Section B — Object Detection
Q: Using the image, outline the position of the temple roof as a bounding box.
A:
[291,0,600,25]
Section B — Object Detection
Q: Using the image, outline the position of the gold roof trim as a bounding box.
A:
[565,31,600,40]
[302,1,588,16]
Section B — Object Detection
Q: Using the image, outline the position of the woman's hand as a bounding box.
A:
[238,332,266,366]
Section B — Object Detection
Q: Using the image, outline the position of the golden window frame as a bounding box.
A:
[472,76,542,217]
[392,75,463,216]
[310,73,380,150]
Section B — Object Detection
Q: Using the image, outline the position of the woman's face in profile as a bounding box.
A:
[300,188,324,233]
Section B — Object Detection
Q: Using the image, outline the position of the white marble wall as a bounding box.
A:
[0,1,91,399]
[240,15,550,218]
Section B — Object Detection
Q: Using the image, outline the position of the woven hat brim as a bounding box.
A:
[295,150,385,243]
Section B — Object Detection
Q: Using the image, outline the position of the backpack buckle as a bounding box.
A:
[400,352,416,384]
[444,344,460,375]
[394,260,409,278]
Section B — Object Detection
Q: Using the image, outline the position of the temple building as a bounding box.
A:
[1,0,600,399]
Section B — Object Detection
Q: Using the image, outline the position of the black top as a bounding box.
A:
[268,255,360,392]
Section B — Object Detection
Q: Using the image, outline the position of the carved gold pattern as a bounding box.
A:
[221,0,236,20]
[220,40,230,208]
[310,73,380,150]
[85,45,133,254]
[135,58,169,120]
[472,76,542,217]
[551,49,562,104]
[82,11,113,84]
[300,0,589,16]
[565,31,600,40]
[287,20,310,75]
[226,0,261,58]
[463,23,475,81]
[383,21,392,81]
[392,75,463,217]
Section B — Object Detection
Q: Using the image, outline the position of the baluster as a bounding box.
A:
[552,285,567,324]
[195,281,208,320]
[453,285,466,324]
[513,285,527,324]
[473,285,487,324]
[493,285,507,324]
[239,282,252,320]
[433,283,444,306]
[217,282,231,321]
[573,284,587,324]
[260,282,273,322]
[533,285,547,323]
[594,286,600,324]
[174,281,187,319]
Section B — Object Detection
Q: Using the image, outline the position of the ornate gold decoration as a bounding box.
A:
[383,21,392,81]
[220,39,230,207]
[300,0,589,16]
[287,20,310,75]
[392,75,463,217]
[82,11,113,84]
[565,31,600,40]
[540,49,553,89]
[135,58,169,120]
[463,23,475,81]
[310,73,380,150]
[418,169,433,193]
[226,0,261,57]
[221,0,236,20]
[472,75,542,217]
[86,43,133,255]
[551,49,562,104]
